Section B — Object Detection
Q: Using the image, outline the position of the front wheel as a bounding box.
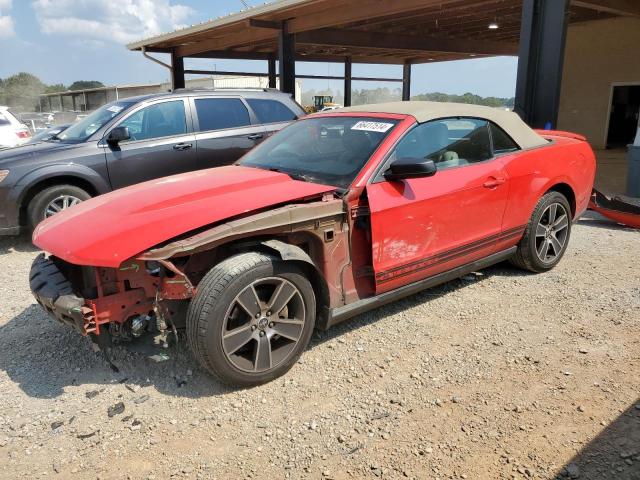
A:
[27,184,91,229]
[186,252,316,386]
[510,191,572,273]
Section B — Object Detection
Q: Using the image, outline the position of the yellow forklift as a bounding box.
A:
[305,95,340,113]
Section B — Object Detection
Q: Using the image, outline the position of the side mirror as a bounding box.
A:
[106,126,130,145]
[384,157,437,181]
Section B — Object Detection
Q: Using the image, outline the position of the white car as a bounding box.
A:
[0,107,31,149]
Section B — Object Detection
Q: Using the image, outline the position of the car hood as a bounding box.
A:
[32,165,336,267]
[0,140,84,167]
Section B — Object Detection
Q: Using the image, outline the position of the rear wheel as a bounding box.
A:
[28,184,91,229]
[187,252,316,386]
[510,191,572,273]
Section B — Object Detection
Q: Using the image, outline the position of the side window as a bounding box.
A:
[390,117,492,170]
[194,98,251,132]
[246,98,298,124]
[490,122,520,154]
[118,101,186,141]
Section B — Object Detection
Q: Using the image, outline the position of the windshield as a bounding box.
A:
[240,116,399,189]
[56,101,135,142]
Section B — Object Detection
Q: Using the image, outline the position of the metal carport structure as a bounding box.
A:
[127,0,640,129]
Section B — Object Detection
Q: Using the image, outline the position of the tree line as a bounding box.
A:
[3,71,515,113]
[0,72,104,111]
[302,87,514,109]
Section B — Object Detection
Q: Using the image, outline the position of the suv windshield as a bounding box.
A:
[240,116,399,189]
[57,101,135,142]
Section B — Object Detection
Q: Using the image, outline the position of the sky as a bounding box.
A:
[0,0,519,98]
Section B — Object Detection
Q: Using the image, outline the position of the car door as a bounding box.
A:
[365,118,510,293]
[104,98,197,189]
[191,97,266,169]
[244,97,300,139]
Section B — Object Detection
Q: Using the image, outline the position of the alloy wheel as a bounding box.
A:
[44,195,83,218]
[534,202,569,263]
[221,277,306,373]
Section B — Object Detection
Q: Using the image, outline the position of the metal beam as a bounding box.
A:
[402,63,412,101]
[278,22,296,95]
[184,69,268,77]
[297,28,518,56]
[344,57,352,107]
[297,74,402,82]
[514,0,570,129]
[189,50,272,60]
[171,50,185,90]
[268,57,277,88]
[181,48,433,66]
[249,19,283,29]
[183,68,400,83]
[571,0,640,16]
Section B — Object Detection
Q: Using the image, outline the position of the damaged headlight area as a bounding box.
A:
[29,253,195,348]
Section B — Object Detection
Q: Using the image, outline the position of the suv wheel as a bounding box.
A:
[28,185,91,229]
[187,252,316,387]
[510,191,572,273]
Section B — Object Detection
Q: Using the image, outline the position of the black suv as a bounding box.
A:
[0,89,304,235]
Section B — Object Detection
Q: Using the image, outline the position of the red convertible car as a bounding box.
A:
[30,102,596,386]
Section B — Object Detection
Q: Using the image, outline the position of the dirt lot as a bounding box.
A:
[0,214,638,480]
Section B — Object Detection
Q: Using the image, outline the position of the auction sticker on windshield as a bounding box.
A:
[351,121,394,133]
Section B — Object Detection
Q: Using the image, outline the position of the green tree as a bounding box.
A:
[44,83,67,93]
[411,91,515,108]
[68,80,105,91]
[2,72,45,111]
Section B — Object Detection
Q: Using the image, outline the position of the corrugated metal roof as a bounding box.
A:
[127,0,312,51]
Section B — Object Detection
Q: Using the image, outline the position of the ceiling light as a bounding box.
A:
[488,21,499,29]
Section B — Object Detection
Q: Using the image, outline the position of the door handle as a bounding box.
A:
[247,133,264,140]
[483,176,506,188]
[173,143,193,151]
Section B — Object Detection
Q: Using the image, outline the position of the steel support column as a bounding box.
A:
[402,63,412,101]
[344,57,352,107]
[278,22,296,95]
[268,56,277,89]
[514,0,570,129]
[171,49,185,90]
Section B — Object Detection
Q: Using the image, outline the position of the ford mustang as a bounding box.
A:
[29,102,596,386]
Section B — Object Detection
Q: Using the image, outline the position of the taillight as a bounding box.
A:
[16,130,31,139]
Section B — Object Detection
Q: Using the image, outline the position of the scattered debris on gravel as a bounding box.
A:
[0,215,638,479]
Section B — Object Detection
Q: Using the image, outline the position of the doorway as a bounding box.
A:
[606,84,640,148]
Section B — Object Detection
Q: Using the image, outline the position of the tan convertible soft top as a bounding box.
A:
[333,101,548,150]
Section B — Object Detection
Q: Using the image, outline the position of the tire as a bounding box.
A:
[510,191,572,273]
[30,253,74,300]
[187,252,316,387]
[28,184,91,229]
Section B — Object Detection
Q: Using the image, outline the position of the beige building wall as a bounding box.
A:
[558,16,640,149]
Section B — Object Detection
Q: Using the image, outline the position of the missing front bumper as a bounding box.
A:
[29,253,96,335]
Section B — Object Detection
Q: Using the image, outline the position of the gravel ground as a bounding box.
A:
[0,214,638,480]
